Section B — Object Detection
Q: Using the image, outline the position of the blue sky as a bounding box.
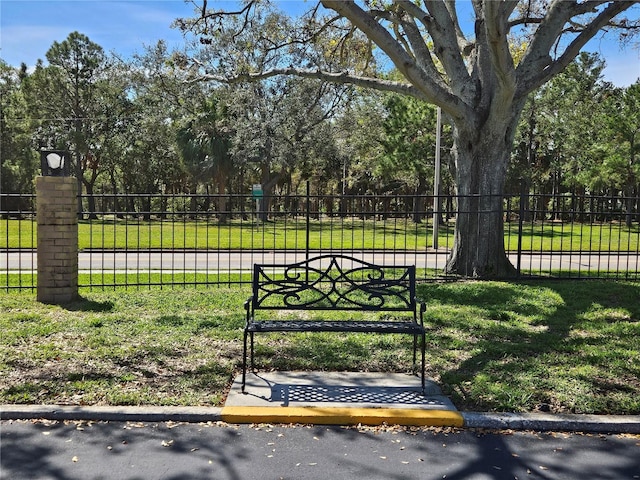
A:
[0,1,199,64]
[1,0,638,87]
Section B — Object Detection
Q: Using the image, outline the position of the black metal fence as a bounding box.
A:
[2,190,639,291]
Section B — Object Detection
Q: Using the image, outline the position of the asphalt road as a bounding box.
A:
[2,420,639,480]
[2,250,639,274]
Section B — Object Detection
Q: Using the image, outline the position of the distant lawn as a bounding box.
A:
[2,217,639,252]
[1,280,638,414]
[0,272,251,291]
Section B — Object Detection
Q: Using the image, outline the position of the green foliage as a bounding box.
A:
[512,52,639,202]
[379,94,435,192]
[4,31,637,212]
[0,61,39,194]
[176,95,232,188]
[332,92,386,194]
[23,31,106,154]
[602,82,640,193]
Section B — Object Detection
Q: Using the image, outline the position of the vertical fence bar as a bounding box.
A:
[305,181,310,265]
[1,196,5,291]
[517,184,526,278]
[136,195,141,288]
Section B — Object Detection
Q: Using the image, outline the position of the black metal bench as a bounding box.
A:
[242,254,426,393]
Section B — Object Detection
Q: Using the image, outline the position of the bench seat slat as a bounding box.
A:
[247,319,424,334]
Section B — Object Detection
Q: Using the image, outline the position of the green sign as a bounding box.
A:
[252,184,263,198]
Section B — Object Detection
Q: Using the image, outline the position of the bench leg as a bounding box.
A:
[242,329,249,393]
[412,333,426,395]
[412,335,418,371]
[421,331,426,395]
[250,332,255,372]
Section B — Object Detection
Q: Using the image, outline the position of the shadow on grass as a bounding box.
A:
[187,362,236,393]
[3,369,121,404]
[255,332,414,374]
[60,295,114,312]
[416,280,640,413]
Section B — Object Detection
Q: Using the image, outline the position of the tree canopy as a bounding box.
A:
[177,0,640,277]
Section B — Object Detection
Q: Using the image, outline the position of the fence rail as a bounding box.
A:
[2,190,639,291]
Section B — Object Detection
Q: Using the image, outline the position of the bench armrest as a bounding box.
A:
[244,296,253,311]
[418,300,427,326]
[244,296,254,326]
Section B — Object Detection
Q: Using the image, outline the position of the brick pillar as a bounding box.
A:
[36,176,78,303]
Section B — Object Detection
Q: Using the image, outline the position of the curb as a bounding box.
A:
[221,406,464,427]
[3,405,640,434]
[0,405,223,424]
[462,412,640,434]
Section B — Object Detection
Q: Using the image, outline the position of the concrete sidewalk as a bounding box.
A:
[2,371,640,434]
[222,371,462,427]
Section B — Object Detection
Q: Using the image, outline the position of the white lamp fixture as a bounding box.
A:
[40,150,69,176]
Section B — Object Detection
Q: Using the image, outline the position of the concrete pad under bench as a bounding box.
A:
[223,371,462,427]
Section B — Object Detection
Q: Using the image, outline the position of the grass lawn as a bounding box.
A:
[2,217,639,252]
[1,280,639,414]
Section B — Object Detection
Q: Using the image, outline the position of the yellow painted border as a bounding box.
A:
[221,406,464,427]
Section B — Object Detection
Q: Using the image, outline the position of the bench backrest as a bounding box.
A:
[251,254,416,312]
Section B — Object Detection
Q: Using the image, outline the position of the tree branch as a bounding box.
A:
[320,0,471,119]
[193,66,427,99]
[443,0,474,54]
[517,0,637,97]
[484,1,516,93]
[421,1,473,86]
[394,7,450,94]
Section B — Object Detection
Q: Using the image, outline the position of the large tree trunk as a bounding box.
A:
[445,107,523,278]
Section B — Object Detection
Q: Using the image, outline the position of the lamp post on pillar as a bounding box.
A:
[40,150,70,177]
[37,150,78,304]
